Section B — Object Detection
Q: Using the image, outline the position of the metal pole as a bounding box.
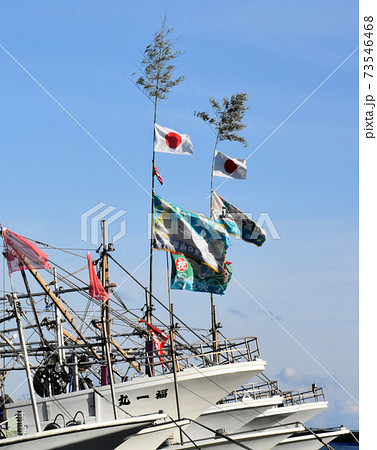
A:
[53,268,65,366]
[209,135,220,362]
[7,292,41,433]
[148,95,159,325]
[100,220,118,420]
[169,303,183,443]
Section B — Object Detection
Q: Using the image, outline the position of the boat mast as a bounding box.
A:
[209,137,220,362]
[53,268,65,366]
[101,220,111,337]
[100,220,118,419]
[148,92,158,326]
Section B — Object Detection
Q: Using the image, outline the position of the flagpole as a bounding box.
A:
[146,90,159,376]
[209,137,220,363]
[166,252,183,440]
[148,94,158,326]
[100,220,118,420]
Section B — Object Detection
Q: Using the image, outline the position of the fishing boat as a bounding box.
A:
[275,426,350,450]
[0,224,266,448]
[238,382,328,431]
[184,378,328,442]
[0,412,175,450]
[160,423,306,450]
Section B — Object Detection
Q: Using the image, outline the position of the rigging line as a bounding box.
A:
[165,416,201,450]
[52,265,87,284]
[2,341,77,420]
[149,342,285,434]
[109,254,208,344]
[186,418,255,450]
[232,275,359,405]
[43,270,101,338]
[181,363,293,431]
[0,43,151,198]
[20,236,88,260]
[157,369,254,432]
[211,46,359,197]
[46,266,145,338]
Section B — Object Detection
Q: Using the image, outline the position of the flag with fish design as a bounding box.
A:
[212,192,266,247]
[153,194,229,273]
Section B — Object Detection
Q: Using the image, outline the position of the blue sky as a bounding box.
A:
[0,1,358,430]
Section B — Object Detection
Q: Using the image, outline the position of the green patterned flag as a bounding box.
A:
[153,194,229,272]
[171,253,233,295]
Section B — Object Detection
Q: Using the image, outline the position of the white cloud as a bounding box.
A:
[342,399,359,416]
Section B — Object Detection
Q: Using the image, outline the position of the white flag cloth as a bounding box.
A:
[213,150,247,179]
[154,123,194,155]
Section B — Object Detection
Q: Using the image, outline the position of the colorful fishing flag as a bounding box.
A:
[213,150,247,179]
[2,228,51,273]
[153,194,229,273]
[140,319,169,362]
[212,192,266,247]
[87,253,109,302]
[154,123,194,155]
[170,253,233,295]
[154,164,164,185]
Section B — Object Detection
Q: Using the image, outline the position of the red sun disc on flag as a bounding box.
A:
[165,132,182,149]
[176,257,188,272]
[224,159,238,174]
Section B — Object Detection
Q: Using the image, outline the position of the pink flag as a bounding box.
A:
[140,319,169,359]
[2,228,52,273]
[87,253,109,302]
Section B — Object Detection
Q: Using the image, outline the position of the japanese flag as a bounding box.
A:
[154,123,194,155]
[213,150,247,179]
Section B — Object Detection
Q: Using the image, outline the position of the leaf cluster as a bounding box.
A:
[195,93,249,147]
[135,19,185,101]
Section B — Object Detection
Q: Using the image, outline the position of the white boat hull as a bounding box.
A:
[0,414,166,450]
[239,401,328,431]
[275,427,350,450]
[164,423,305,450]
[6,360,266,436]
[184,395,282,440]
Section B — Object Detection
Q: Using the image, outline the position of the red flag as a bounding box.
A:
[87,253,109,302]
[2,228,51,273]
[154,165,164,185]
[140,319,169,358]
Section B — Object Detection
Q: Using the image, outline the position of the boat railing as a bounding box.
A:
[217,379,281,403]
[174,336,261,368]
[281,386,326,405]
[128,336,262,376]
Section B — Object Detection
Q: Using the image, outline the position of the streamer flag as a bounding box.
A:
[87,253,109,302]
